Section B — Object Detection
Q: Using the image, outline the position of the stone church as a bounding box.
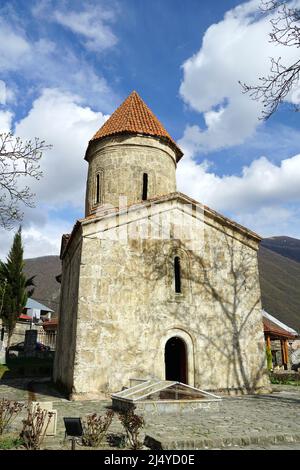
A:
[53,91,269,399]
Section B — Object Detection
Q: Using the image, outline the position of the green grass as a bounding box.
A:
[0,434,23,450]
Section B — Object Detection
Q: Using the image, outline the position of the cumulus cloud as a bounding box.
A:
[0,17,31,71]
[236,206,299,239]
[0,88,109,259]
[15,88,109,207]
[0,110,13,133]
[177,151,300,237]
[0,7,118,112]
[179,0,300,154]
[0,216,72,260]
[53,4,118,52]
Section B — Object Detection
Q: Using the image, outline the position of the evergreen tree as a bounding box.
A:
[0,227,35,346]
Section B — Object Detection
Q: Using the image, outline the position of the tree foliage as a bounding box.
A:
[0,132,51,229]
[0,227,35,343]
[240,0,300,119]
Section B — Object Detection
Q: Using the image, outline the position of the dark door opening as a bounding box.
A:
[165,337,187,384]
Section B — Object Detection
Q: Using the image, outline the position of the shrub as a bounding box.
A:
[20,405,54,450]
[82,410,114,447]
[118,408,145,450]
[0,399,24,435]
[266,345,273,371]
[270,374,300,386]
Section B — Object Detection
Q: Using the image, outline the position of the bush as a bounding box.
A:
[20,404,54,450]
[270,374,300,386]
[0,399,24,435]
[266,345,273,371]
[82,410,114,448]
[118,408,145,450]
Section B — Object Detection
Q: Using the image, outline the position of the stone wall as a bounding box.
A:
[85,135,177,216]
[55,198,269,399]
[53,227,82,393]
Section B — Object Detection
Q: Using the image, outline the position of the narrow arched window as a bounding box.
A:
[96,174,100,204]
[142,173,148,200]
[174,256,181,293]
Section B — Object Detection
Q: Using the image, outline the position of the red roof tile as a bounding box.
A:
[89,91,183,161]
[263,317,297,339]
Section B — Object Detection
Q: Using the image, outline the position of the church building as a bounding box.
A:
[53,91,269,399]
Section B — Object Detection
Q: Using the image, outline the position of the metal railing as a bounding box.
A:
[9,329,57,351]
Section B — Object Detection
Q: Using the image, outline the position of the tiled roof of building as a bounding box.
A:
[263,314,298,339]
[89,91,183,161]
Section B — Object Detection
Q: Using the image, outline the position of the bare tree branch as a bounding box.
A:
[0,132,51,229]
[239,0,300,119]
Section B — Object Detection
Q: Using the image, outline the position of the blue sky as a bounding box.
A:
[0,0,300,258]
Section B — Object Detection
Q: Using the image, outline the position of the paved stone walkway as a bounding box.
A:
[1,379,300,450]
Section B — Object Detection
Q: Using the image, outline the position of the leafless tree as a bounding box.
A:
[0,132,51,229]
[240,0,300,119]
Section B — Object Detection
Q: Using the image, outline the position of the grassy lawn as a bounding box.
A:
[1,355,54,378]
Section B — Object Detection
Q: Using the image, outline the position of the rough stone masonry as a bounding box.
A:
[53,91,270,399]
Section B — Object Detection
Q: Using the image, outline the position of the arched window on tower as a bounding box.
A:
[96,174,100,204]
[174,256,181,293]
[142,173,148,201]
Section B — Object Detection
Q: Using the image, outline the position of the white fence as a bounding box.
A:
[37,331,57,350]
[9,328,57,351]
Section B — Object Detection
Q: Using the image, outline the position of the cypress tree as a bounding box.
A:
[0,226,35,346]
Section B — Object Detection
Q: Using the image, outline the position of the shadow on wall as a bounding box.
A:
[127,230,268,394]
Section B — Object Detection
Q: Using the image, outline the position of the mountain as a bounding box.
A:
[261,236,300,264]
[258,245,300,333]
[24,255,61,315]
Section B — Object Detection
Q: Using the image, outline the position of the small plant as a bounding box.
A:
[20,405,54,450]
[270,374,300,386]
[82,410,114,447]
[266,345,273,371]
[0,398,24,434]
[118,408,145,450]
[0,434,23,449]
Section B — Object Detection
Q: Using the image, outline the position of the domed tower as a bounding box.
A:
[84,91,183,215]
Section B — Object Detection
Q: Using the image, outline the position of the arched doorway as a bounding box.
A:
[165,337,188,384]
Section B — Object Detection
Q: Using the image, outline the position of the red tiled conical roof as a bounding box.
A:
[89,91,183,161]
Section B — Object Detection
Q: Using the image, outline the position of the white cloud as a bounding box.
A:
[0,81,6,105]
[177,151,300,237]
[0,80,15,106]
[15,88,109,207]
[0,17,31,71]
[0,217,72,260]
[178,153,300,212]
[0,110,13,133]
[236,206,299,238]
[179,0,300,154]
[0,88,109,259]
[22,219,71,258]
[53,5,118,52]
[0,10,117,111]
